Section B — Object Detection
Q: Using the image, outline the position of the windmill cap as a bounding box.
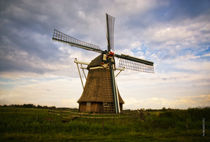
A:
[87,54,103,69]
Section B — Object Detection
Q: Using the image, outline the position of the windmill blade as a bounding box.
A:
[115,54,154,73]
[106,13,115,51]
[106,14,119,113]
[52,29,103,53]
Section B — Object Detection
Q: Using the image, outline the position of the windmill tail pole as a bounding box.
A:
[115,82,121,113]
[109,59,120,114]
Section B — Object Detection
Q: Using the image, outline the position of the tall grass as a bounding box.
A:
[0,106,209,142]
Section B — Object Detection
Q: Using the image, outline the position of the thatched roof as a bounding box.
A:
[77,68,124,104]
[87,54,103,69]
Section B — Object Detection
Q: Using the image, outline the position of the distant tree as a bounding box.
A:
[23,104,35,108]
[43,106,48,109]
[162,107,166,111]
[37,105,42,108]
[49,106,56,109]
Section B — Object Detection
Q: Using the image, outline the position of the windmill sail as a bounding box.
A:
[106,13,120,114]
[106,14,115,51]
[115,54,154,73]
[52,29,103,53]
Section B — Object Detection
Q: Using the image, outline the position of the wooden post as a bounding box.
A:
[75,58,84,89]
[81,64,87,79]
[203,118,205,136]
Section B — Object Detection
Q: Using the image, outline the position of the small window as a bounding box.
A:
[86,102,91,106]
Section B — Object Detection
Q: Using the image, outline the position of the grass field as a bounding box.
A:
[0,106,210,142]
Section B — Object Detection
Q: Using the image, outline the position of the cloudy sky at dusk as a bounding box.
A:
[0,0,210,109]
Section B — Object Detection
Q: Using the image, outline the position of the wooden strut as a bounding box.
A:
[81,64,87,79]
[115,67,125,77]
[74,58,84,89]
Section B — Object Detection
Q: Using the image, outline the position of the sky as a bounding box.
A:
[0,0,210,109]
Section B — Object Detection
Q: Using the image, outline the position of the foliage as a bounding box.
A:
[0,106,210,142]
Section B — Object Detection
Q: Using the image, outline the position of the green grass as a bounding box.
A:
[0,106,210,142]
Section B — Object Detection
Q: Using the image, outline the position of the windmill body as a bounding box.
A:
[52,14,154,113]
[78,55,124,113]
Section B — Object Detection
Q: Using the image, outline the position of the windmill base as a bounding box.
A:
[79,102,123,113]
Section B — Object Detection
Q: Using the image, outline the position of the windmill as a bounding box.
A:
[52,13,154,114]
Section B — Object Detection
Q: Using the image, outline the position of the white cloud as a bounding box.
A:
[124,94,210,109]
[203,53,210,57]
[99,0,168,17]
[174,61,210,72]
[146,16,210,50]
[0,77,82,107]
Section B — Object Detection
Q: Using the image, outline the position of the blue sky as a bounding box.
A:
[0,0,210,109]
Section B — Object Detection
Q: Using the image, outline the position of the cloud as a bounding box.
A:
[0,77,82,107]
[99,0,167,17]
[124,94,210,109]
[1,0,209,75]
[1,74,209,109]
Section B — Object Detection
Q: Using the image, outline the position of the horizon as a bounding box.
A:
[2,103,210,110]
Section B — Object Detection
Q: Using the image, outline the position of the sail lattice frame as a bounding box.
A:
[53,29,102,53]
[118,58,154,73]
